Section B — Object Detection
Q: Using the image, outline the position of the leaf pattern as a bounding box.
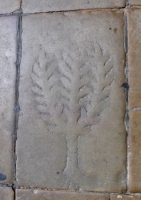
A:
[31,43,114,133]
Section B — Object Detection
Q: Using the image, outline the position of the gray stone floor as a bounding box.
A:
[0,1,141,200]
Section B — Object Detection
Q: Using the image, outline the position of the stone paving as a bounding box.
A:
[0,1,141,200]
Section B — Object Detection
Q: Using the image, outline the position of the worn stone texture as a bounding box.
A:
[0,17,17,183]
[16,11,126,192]
[22,0,126,13]
[16,190,109,200]
[128,10,141,192]
[128,110,141,192]
[0,187,14,200]
[129,0,141,5]
[0,0,20,14]
[111,194,141,200]
[128,9,141,110]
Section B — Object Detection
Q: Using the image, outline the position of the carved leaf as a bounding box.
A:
[79,43,114,127]
[31,52,61,124]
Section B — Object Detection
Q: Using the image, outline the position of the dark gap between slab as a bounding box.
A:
[12,12,23,200]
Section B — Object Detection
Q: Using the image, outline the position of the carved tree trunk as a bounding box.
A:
[63,134,79,178]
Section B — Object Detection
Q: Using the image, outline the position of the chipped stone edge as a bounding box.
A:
[110,193,141,199]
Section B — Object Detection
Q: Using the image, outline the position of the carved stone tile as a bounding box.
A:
[16,190,109,200]
[0,187,14,200]
[0,17,17,183]
[0,0,20,14]
[128,9,141,110]
[17,11,126,192]
[22,0,126,13]
[129,0,141,5]
[110,194,141,200]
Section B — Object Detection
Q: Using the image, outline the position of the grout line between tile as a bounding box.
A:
[0,7,128,17]
[15,7,126,15]
[0,183,13,187]
[12,13,23,199]
[1,5,141,17]
[124,9,129,193]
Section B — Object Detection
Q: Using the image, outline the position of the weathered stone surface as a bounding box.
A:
[16,190,109,200]
[129,0,141,5]
[111,194,141,200]
[0,17,17,183]
[22,0,126,13]
[16,11,126,192]
[128,9,141,192]
[128,110,141,192]
[0,187,14,200]
[0,0,20,14]
[128,9,141,110]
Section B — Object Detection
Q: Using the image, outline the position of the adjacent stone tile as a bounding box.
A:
[128,9,141,110]
[129,0,141,5]
[22,0,126,13]
[0,17,17,183]
[0,187,14,200]
[128,9,141,192]
[0,0,20,14]
[16,190,109,200]
[17,11,126,192]
[128,110,141,192]
[111,194,141,200]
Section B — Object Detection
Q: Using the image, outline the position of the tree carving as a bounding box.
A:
[31,43,114,189]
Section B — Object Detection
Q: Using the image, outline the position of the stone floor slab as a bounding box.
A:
[128,9,141,110]
[0,17,17,183]
[16,10,126,192]
[128,110,141,192]
[128,9,141,192]
[0,187,14,200]
[22,0,126,13]
[129,0,141,5]
[0,0,20,14]
[16,190,109,200]
[111,194,141,200]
